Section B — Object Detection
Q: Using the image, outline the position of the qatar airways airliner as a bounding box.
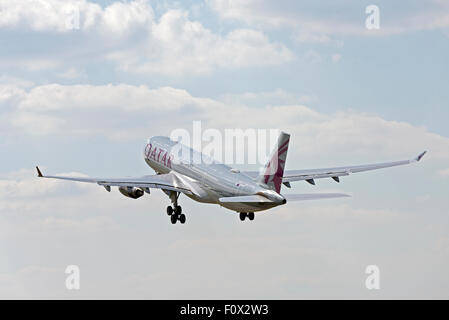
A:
[36,132,426,224]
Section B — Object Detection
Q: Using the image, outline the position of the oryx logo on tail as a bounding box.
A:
[257,132,290,193]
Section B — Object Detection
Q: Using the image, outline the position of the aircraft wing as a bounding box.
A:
[243,151,427,185]
[35,167,194,195]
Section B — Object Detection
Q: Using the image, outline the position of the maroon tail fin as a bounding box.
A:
[257,132,290,193]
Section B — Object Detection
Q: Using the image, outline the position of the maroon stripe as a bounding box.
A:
[277,146,288,156]
[278,139,290,151]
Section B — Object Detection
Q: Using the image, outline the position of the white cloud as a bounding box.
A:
[56,67,87,80]
[0,169,90,199]
[0,83,26,104]
[207,0,449,42]
[0,0,153,33]
[15,83,206,112]
[207,0,369,42]
[218,88,318,107]
[0,75,34,88]
[100,0,153,34]
[2,82,449,162]
[10,111,66,135]
[108,9,294,75]
[0,1,294,76]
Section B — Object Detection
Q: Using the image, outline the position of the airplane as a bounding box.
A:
[36,132,427,224]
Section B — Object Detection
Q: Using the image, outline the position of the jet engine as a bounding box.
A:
[118,186,144,199]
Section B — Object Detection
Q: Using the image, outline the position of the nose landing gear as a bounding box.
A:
[239,212,255,221]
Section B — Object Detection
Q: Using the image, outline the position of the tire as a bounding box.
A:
[167,206,173,216]
[174,205,182,215]
[170,214,177,224]
[239,212,246,221]
[179,214,186,224]
[248,212,255,221]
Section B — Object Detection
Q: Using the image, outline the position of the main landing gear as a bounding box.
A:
[167,205,186,224]
[165,191,186,224]
[239,212,255,221]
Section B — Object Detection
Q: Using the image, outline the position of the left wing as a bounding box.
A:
[243,151,427,185]
[36,167,194,195]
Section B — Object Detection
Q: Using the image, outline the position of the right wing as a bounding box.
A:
[36,167,194,195]
[243,151,427,185]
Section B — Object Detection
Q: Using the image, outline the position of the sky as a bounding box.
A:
[0,0,449,299]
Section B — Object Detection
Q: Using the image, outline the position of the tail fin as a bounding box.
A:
[257,131,290,193]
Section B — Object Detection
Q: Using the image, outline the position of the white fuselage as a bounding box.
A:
[143,136,284,212]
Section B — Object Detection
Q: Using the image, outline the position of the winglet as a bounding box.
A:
[415,151,427,162]
[36,166,43,177]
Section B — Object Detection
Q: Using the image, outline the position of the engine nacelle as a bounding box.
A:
[118,186,144,199]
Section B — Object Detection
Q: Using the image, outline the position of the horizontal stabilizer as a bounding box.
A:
[283,193,350,202]
[219,195,274,203]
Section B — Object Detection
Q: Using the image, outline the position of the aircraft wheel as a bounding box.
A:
[174,205,182,215]
[170,214,177,224]
[248,212,255,221]
[167,206,173,216]
[179,214,186,224]
[239,212,246,221]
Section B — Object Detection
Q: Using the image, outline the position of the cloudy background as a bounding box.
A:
[0,0,448,299]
